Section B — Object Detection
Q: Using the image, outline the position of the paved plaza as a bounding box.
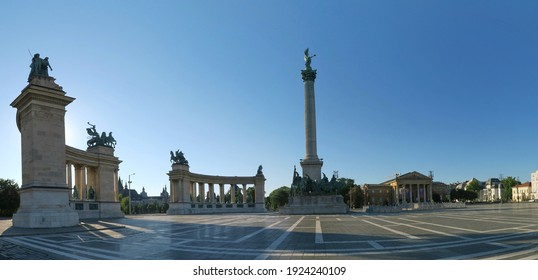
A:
[1,203,537,260]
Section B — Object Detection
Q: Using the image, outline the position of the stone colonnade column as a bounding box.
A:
[231,185,236,204]
[219,184,225,204]
[242,184,247,204]
[208,183,214,203]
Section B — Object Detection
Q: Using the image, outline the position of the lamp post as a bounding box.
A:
[128,173,135,215]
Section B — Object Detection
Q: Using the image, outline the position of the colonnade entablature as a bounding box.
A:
[65,145,123,219]
[167,163,266,214]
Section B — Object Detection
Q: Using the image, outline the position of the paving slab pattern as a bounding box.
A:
[1,203,537,260]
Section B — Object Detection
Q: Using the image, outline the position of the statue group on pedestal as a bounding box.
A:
[28,53,53,82]
[170,150,189,165]
[290,166,343,197]
[86,122,116,148]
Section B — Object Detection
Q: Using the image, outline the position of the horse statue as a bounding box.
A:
[105,132,116,148]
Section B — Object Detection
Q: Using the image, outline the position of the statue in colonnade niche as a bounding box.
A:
[72,186,79,200]
[88,186,95,200]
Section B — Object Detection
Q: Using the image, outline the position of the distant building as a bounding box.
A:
[512,182,532,202]
[432,181,454,202]
[363,184,395,206]
[481,178,503,202]
[531,170,538,200]
[364,171,434,205]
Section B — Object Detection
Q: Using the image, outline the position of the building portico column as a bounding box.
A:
[428,183,433,203]
[409,184,413,204]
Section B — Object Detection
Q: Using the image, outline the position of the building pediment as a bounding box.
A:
[397,171,432,181]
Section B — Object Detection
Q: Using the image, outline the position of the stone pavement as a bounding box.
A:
[1,203,538,260]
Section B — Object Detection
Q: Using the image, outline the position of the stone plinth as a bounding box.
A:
[300,158,323,182]
[279,195,348,215]
[10,76,79,228]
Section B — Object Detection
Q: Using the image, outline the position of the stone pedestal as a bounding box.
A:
[279,195,348,215]
[10,76,79,228]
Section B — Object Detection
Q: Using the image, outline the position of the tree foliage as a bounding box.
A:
[0,179,20,217]
[450,188,478,202]
[501,176,520,202]
[466,179,481,193]
[267,186,290,211]
[349,185,364,208]
[120,196,130,214]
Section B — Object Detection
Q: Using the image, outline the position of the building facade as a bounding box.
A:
[512,182,532,202]
[531,170,538,200]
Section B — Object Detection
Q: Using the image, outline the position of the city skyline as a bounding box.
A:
[1,1,538,196]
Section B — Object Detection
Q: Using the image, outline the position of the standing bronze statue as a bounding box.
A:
[304,48,316,70]
[28,53,53,82]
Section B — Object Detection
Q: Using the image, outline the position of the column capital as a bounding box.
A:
[301,69,317,81]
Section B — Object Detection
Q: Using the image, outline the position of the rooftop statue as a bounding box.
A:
[86,122,116,148]
[170,150,189,165]
[28,53,53,82]
[304,48,316,71]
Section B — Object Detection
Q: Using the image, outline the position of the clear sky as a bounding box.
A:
[1,0,538,197]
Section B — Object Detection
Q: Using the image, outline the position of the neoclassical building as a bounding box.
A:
[364,171,434,206]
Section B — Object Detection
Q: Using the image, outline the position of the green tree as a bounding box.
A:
[501,176,521,202]
[267,186,290,211]
[450,189,478,202]
[466,179,481,194]
[0,179,20,217]
[146,202,156,213]
[120,196,130,214]
[160,202,169,213]
[349,185,364,208]
[336,178,354,204]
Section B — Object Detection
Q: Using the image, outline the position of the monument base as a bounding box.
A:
[71,201,124,219]
[167,202,266,215]
[12,187,79,228]
[279,195,348,215]
[300,158,323,181]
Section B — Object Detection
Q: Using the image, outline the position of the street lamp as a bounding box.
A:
[128,173,135,215]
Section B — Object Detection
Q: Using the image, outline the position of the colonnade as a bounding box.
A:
[65,161,119,202]
[167,163,266,214]
[188,182,254,205]
[65,145,123,218]
[398,183,433,204]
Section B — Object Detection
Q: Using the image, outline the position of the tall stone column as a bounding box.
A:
[300,66,323,181]
[10,76,79,228]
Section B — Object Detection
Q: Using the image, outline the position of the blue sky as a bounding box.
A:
[1,0,538,196]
